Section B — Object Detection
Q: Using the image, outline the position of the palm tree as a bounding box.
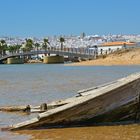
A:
[15,44,22,53]
[25,39,34,52]
[42,38,50,56]
[0,43,3,57]
[8,45,22,54]
[34,43,40,59]
[24,39,34,60]
[59,37,65,51]
[20,42,26,53]
[8,45,14,54]
[0,40,7,56]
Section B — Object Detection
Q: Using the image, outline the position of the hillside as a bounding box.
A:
[69,48,140,66]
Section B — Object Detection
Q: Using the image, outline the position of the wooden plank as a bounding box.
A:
[0,97,81,113]
[77,81,117,96]
[0,105,30,112]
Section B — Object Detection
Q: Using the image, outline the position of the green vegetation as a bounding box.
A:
[8,45,21,54]
[25,39,34,52]
[0,40,7,56]
[59,37,65,50]
[34,43,40,59]
[42,38,50,56]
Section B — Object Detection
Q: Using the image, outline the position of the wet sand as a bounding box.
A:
[68,48,140,66]
[17,124,140,140]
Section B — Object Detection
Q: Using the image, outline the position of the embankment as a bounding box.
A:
[68,48,140,66]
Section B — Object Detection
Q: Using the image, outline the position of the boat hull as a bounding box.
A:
[5,73,140,130]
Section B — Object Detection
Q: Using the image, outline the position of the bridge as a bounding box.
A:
[0,48,97,62]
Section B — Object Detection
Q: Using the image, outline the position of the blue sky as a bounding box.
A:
[0,0,140,37]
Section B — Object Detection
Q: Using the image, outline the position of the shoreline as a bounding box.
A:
[66,48,140,66]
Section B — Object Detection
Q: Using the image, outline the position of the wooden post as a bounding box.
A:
[23,105,31,112]
[40,103,47,111]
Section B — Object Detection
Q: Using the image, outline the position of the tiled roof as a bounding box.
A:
[102,42,136,46]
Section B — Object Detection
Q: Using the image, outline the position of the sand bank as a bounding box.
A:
[67,48,140,66]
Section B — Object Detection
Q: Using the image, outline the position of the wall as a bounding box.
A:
[7,58,24,64]
[43,55,64,64]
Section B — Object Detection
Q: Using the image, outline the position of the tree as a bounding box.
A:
[24,39,34,60]
[0,40,7,56]
[34,43,40,59]
[0,43,3,56]
[42,38,50,56]
[8,45,21,54]
[15,44,22,53]
[1,40,6,45]
[25,39,34,52]
[8,45,15,54]
[59,37,65,51]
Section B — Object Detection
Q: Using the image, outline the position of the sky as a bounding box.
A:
[0,0,140,37]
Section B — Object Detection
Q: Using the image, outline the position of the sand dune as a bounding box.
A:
[68,48,140,66]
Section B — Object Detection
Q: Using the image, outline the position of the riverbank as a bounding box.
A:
[67,48,140,66]
[17,124,140,140]
[1,64,140,139]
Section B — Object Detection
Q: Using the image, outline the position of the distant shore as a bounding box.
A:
[67,48,140,66]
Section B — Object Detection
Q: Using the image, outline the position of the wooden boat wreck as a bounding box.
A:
[3,72,140,130]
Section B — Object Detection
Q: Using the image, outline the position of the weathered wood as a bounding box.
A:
[3,72,140,131]
[0,97,78,113]
[0,105,30,112]
[77,80,117,96]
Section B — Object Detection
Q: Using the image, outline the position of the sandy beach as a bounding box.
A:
[68,48,140,66]
[17,124,140,140]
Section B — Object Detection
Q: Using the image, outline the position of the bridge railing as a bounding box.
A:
[0,46,120,61]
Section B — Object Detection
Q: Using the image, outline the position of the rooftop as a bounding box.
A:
[102,42,136,46]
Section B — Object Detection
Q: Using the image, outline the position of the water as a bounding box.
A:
[0,64,140,140]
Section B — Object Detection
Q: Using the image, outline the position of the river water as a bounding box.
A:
[0,64,140,140]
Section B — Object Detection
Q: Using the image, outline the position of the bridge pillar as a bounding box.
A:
[7,58,24,64]
[0,60,4,64]
[43,55,64,64]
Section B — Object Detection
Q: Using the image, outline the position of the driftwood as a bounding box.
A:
[0,105,31,112]
[0,104,44,113]
[0,97,79,113]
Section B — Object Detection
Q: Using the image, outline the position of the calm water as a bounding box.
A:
[0,64,140,140]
